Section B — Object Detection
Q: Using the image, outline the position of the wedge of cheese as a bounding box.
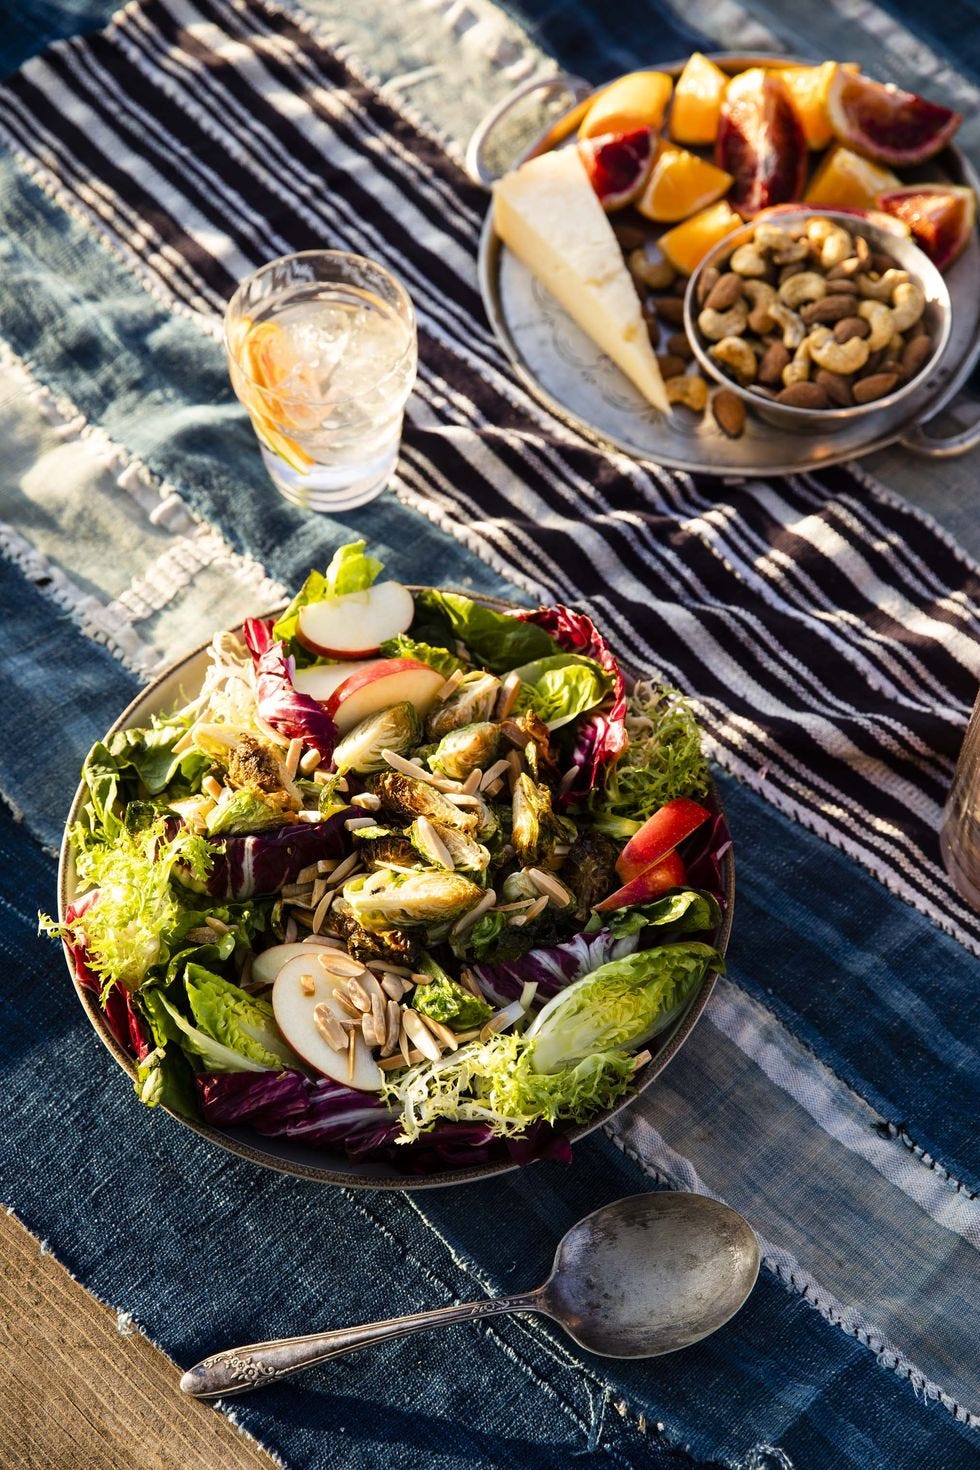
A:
[493,147,670,415]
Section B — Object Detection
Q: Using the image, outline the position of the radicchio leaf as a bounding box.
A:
[243,618,336,759]
[205,809,352,899]
[473,927,646,1008]
[64,896,153,1060]
[518,605,627,804]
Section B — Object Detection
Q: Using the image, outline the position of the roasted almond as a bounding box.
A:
[704,271,744,312]
[833,316,870,344]
[801,293,861,325]
[776,381,829,409]
[814,369,854,407]
[696,265,720,307]
[852,371,900,404]
[901,333,932,380]
[656,297,687,327]
[757,339,790,386]
[656,352,687,379]
[712,389,747,439]
[666,331,694,360]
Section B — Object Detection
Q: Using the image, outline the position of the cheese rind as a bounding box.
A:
[493,148,670,415]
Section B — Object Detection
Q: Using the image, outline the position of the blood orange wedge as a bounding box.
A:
[635,141,733,223]
[876,185,976,270]
[717,69,807,216]
[659,199,740,275]
[670,52,728,146]
[826,68,961,165]
[804,145,901,211]
[578,128,654,211]
[579,71,673,140]
[777,61,858,151]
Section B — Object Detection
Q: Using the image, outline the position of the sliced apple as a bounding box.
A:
[251,940,336,990]
[595,849,687,912]
[325,658,445,734]
[272,955,383,1090]
[615,797,710,883]
[295,581,415,658]
[291,659,379,703]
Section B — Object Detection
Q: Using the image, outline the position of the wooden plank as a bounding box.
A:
[0,1209,276,1470]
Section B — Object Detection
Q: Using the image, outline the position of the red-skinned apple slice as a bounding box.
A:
[295,580,414,658]
[595,849,687,912]
[615,796,711,883]
[251,940,337,990]
[272,955,382,1090]
[326,658,445,733]
[291,659,379,703]
[717,69,807,216]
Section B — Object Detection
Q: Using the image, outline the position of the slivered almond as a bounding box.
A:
[632,1049,653,1071]
[402,1008,442,1061]
[313,1003,346,1051]
[283,917,298,942]
[416,815,454,870]
[461,769,483,795]
[285,738,302,780]
[525,895,549,921]
[346,815,379,832]
[422,1016,459,1051]
[382,999,401,1055]
[371,990,386,1046]
[350,792,381,810]
[409,972,432,987]
[451,888,496,937]
[202,775,224,801]
[361,1012,379,1047]
[299,748,321,775]
[312,770,331,785]
[299,972,317,997]
[444,792,482,808]
[359,970,386,1004]
[496,672,522,721]
[527,868,574,908]
[347,1029,357,1082]
[381,749,435,781]
[310,879,328,908]
[558,767,579,796]
[380,1047,424,1071]
[484,778,504,798]
[331,987,361,1019]
[459,967,483,999]
[318,951,370,978]
[317,858,339,875]
[204,915,230,934]
[282,882,313,900]
[311,892,334,933]
[347,977,372,1012]
[479,759,510,791]
[373,961,412,977]
[327,852,360,886]
[380,974,408,1001]
[398,1026,412,1066]
[295,863,320,885]
[507,751,523,789]
[434,667,464,701]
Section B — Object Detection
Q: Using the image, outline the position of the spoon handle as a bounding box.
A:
[179,1290,544,1399]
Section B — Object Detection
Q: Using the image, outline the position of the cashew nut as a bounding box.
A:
[806,218,835,246]
[819,226,853,270]
[743,280,777,308]
[664,374,709,411]
[778,271,827,309]
[754,224,809,265]
[781,338,812,388]
[729,243,768,278]
[890,282,926,333]
[628,248,676,291]
[857,299,896,351]
[697,300,749,341]
[709,335,757,385]
[808,325,870,375]
[883,331,905,363]
[767,300,806,349]
[856,268,909,302]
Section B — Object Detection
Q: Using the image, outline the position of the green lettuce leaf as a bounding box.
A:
[141,985,271,1073]
[183,964,303,1070]
[411,589,559,673]
[512,653,614,730]
[378,634,466,679]
[272,539,383,647]
[585,889,722,938]
[526,940,722,1074]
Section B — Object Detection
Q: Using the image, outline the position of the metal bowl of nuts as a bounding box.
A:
[684,209,952,431]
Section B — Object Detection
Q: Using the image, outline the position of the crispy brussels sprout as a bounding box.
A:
[331,909,421,967]
[342,867,484,931]
[560,831,620,918]
[332,702,421,774]
[426,672,501,738]
[369,771,477,833]
[355,832,420,871]
[428,722,500,780]
[511,773,573,866]
[408,818,491,873]
[501,869,539,903]
[224,733,298,807]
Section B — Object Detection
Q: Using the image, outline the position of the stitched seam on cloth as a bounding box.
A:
[3,0,980,965]
[603,1129,980,1430]
[0,1202,287,1467]
[398,1193,675,1463]
[876,1123,980,1201]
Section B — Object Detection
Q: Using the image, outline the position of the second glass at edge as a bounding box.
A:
[225,250,418,513]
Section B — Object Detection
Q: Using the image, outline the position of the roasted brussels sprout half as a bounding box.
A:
[560,831,620,918]
[355,831,420,871]
[331,909,421,967]
[408,818,491,873]
[332,702,421,774]
[426,671,501,738]
[342,867,484,931]
[511,773,573,866]
[369,771,477,833]
[428,721,500,780]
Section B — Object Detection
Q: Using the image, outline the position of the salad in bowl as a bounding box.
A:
[47,542,730,1183]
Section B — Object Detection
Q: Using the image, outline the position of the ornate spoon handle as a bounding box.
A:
[180,1290,544,1399]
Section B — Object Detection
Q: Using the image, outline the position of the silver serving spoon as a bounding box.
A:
[180,1192,759,1399]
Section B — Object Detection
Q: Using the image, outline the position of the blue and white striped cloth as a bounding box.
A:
[0,1,978,1466]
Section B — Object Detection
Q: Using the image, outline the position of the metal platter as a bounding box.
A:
[57,595,733,1191]
[474,56,980,474]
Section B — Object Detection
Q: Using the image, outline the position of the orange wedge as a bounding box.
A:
[580,70,673,139]
[636,142,733,223]
[659,199,741,275]
[234,321,315,472]
[777,61,859,150]
[805,144,901,210]
[669,52,728,146]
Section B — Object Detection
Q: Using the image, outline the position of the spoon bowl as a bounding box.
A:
[181,1191,760,1398]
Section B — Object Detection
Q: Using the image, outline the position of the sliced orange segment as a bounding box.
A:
[232,322,316,473]
[579,70,673,139]
[805,144,901,210]
[669,52,728,146]
[659,199,741,275]
[635,141,733,223]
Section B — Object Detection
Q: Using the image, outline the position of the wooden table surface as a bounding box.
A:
[0,1208,275,1469]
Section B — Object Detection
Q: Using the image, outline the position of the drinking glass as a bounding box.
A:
[225,251,417,512]
[940,688,980,909]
